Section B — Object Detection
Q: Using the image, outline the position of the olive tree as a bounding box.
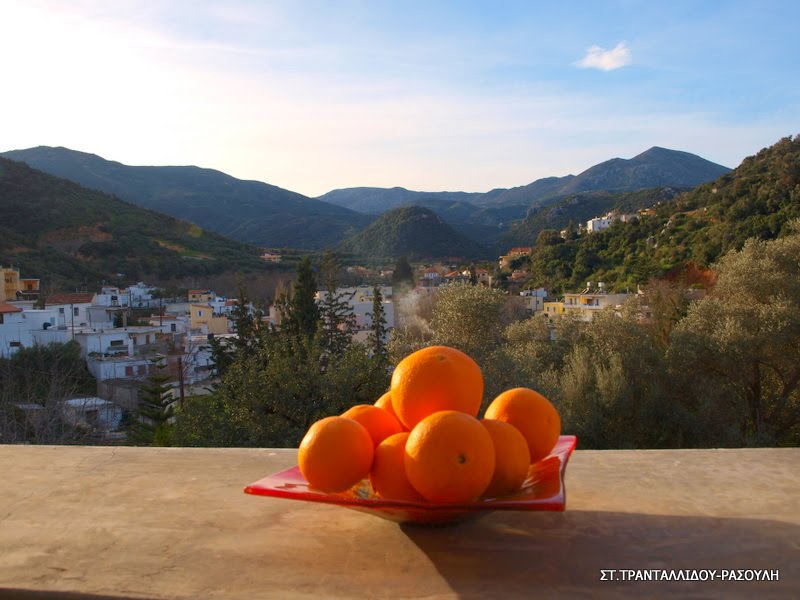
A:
[670,224,800,446]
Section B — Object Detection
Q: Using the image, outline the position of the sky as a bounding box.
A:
[1,0,798,197]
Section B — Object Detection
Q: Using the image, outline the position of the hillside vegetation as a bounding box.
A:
[338,205,490,259]
[0,158,273,290]
[502,187,685,248]
[2,146,373,249]
[519,135,800,292]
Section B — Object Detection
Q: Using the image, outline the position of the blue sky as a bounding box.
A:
[1,0,798,196]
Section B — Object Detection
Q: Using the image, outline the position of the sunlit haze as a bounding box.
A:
[1,0,798,196]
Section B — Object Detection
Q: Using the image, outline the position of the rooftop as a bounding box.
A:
[0,446,797,598]
[46,293,96,305]
[0,301,23,314]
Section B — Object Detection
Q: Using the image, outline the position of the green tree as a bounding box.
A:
[429,282,509,362]
[0,342,94,444]
[317,252,355,357]
[670,225,800,446]
[173,334,390,447]
[367,285,388,361]
[468,263,478,286]
[129,356,175,446]
[208,284,266,378]
[392,256,415,288]
[280,257,319,340]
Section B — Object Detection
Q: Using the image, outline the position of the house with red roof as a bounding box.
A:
[45,293,97,329]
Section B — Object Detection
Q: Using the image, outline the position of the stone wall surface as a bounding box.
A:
[0,446,798,599]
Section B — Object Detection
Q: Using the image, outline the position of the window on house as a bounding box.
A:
[0,314,3,325]
[10,341,21,347]
[125,366,134,377]
[110,340,124,347]
[170,324,177,332]
[73,307,80,317]
[137,365,146,376]
[145,335,150,344]
[198,310,203,317]
[59,308,65,315]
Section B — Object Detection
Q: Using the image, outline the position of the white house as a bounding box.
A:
[587,216,614,233]
[86,306,119,330]
[520,288,548,313]
[562,282,629,321]
[95,286,131,307]
[86,354,160,381]
[313,287,395,343]
[147,314,189,335]
[62,397,123,433]
[350,300,395,330]
[45,293,97,330]
[0,301,25,357]
[128,282,158,308]
[586,212,637,233]
[0,303,65,357]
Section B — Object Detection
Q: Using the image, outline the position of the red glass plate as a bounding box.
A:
[245,435,577,525]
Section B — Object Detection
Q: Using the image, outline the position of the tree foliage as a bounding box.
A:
[129,356,175,446]
[670,225,800,445]
[367,285,389,362]
[392,256,415,289]
[173,271,390,447]
[0,342,95,444]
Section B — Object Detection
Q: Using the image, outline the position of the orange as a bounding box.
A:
[369,432,425,502]
[484,388,561,463]
[480,419,530,498]
[298,416,374,493]
[391,345,483,429]
[374,391,403,424]
[404,410,495,504]
[341,404,404,447]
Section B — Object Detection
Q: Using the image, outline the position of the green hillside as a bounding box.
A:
[518,135,800,292]
[338,205,490,260]
[502,187,685,248]
[1,146,373,249]
[0,158,274,290]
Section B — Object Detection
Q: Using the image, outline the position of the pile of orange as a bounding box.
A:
[298,345,562,503]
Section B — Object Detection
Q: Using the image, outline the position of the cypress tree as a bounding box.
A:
[318,252,355,357]
[469,263,478,286]
[283,257,319,340]
[392,256,414,288]
[130,356,174,446]
[367,285,388,360]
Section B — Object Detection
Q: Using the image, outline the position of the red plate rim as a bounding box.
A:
[245,434,577,512]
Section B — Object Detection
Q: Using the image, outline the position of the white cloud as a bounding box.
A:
[575,41,632,71]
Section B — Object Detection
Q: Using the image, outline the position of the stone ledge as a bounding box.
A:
[1,446,798,599]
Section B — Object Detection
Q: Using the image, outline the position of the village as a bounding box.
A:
[3,207,695,443]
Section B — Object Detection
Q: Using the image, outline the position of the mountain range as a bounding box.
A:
[2,145,731,257]
[1,146,372,250]
[0,157,271,291]
[319,147,730,212]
